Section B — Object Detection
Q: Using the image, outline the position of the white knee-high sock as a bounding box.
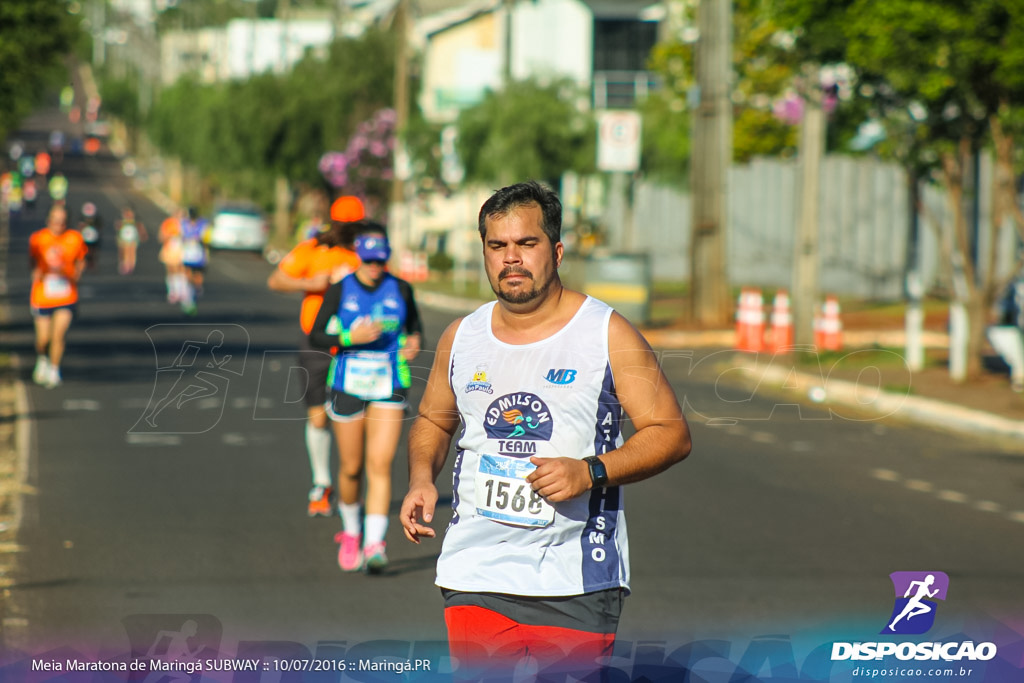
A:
[305,422,332,487]
[363,514,389,546]
[338,502,362,535]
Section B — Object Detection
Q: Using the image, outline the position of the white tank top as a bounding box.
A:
[436,296,629,596]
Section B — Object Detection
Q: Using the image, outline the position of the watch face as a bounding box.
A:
[588,457,608,486]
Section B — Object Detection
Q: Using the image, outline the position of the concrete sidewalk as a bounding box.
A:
[727,354,1024,445]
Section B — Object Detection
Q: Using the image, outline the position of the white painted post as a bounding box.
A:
[905,272,924,372]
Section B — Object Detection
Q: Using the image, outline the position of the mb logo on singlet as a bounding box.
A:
[882,571,949,635]
[543,368,577,385]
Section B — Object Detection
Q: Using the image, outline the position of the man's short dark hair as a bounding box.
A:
[478,180,562,250]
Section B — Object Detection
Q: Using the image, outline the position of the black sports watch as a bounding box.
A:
[584,456,608,488]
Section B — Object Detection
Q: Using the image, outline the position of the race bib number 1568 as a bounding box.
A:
[474,454,554,528]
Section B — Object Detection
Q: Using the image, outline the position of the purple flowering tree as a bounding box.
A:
[318,108,397,213]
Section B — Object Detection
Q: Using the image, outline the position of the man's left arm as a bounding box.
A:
[527,311,692,502]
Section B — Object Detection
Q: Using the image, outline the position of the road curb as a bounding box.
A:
[735,358,1024,445]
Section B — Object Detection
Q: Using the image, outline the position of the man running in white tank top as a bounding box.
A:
[400,180,693,680]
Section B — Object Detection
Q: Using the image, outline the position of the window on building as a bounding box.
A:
[592,19,658,72]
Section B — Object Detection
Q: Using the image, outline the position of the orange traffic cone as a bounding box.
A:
[399,251,415,280]
[735,288,765,352]
[814,295,843,351]
[767,290,793,352]
[414,251,429,282]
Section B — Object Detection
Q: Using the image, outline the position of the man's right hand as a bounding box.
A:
[400,483,438,544]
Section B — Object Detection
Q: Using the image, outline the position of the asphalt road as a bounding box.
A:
[3,106,1023,680]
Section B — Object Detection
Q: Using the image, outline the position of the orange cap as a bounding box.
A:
[330,195,366,222]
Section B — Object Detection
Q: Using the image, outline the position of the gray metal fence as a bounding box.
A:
[622,153,1019,299]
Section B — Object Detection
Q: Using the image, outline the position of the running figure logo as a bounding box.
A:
[483,393,554,441]
[882,571,950,635]
[131,324,249,434]
[122,613,221,683]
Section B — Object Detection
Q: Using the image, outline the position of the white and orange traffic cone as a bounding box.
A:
[814,295,843,351]
[414,251,429,282]
[735,288,765,352]
[767,290,793,352]
[399,251,415,280]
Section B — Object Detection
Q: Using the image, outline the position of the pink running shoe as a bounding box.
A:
[335,531,362,572]
[363,541,388,575]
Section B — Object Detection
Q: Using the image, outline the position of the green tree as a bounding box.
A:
[641,41,692,183]
[99,76,141,128]
[842,0,1024,381]
[0,0,78,141]
[643,0,824,182]
[773,0,1024,381]
[146,27,396,207]
[455,77,596,188]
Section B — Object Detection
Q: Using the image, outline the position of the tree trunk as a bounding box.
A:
[990,115,1024,275]
[941,140,983,381]
[687,0,732,328]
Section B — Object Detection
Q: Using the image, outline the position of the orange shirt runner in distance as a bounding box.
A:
[278,238,361,334]
[29,227,88,309]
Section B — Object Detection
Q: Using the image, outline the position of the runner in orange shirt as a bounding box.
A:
[34,150,51,179]
[29,204,88,388]
[268,216,366,516]
[159,209,186,303]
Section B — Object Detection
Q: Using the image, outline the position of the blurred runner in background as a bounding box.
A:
[48,172,68,204]
[29,204,88,388]
[116,206,147,275]
[159,209,187,304]
[309,228,423,574]
[268,207,366,518]
[179,207,211,315]
[77,201,103,270]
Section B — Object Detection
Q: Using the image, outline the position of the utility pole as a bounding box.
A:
[688,0,732,327]
[503,0,514,84]
[389,0,410,249]
[792,74,824,346]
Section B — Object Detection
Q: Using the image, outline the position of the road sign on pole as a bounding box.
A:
[596,110,642,173]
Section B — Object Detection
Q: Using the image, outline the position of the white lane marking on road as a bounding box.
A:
[121,398,151,409]
[791,441,813,452]
[871,469,901,482]
[195,397,221,410]
[222,433,247,446]
[872,471,1019,521]
[751,431,777,444]
[125,433,183,446]
[62,399,101,411]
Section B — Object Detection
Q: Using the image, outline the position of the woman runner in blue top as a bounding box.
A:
[309,225,423,574]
